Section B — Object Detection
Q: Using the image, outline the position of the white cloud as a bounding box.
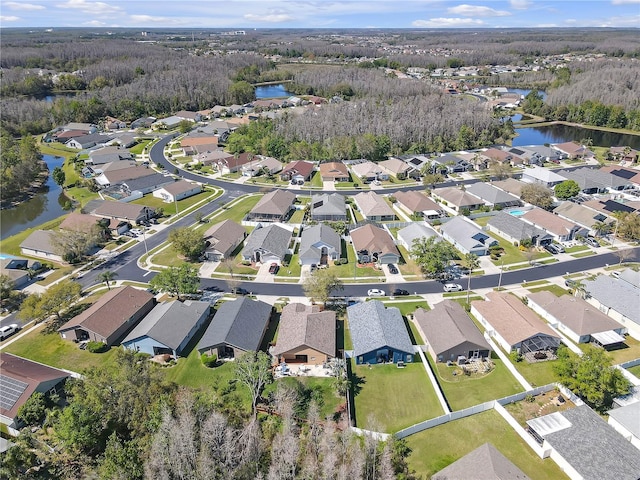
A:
[56,0,121,15]
[83,20,106,26]
[0,15,20,21]
[611,0,640,4]
[448,4,511,16]
[510,0,532,9]
[413,17,484,27]
[3,2,44,11]
[129,15,175,24]
[244,13,295,23]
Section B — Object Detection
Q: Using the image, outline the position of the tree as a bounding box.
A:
[52,226,102,263]
[228,80,255,104]
[302,269,343,305]
[168,227,206,261]
[613,211,640,241]
[17,391,47,426]
[463,253,480,305]
[591,220,613,238]
[555,180,581,200]
[19,279,81,323]
[553,345,630,413]
[235,350,273,417]
[489,161,513,180]
[178,120,193,134]
[52,166,66,187]
[0,274,15,303]
[98,271,118,290]
[520,183,554,210]
[149,264,199,301]
[410,236,456,279]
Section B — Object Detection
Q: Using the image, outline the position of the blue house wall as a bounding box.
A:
[122,336,174,356]
[355,345,413,365]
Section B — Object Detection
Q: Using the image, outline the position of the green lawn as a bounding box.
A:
[310,171,323,188]
[129,139,154,155]
[3,324,119,373]
[1,215,67,257]
[565,245,589,253]
[352,362,444,433]
[289,209,306,224]
[151,244,203,269]
[627,364,640,378]
[607,336,640,364]
[65,186,100,206]
[209,195,262,224]
[526,285,570,297]
[405,409,568,479]
[214,251,258,277]
[37,139,77,158]
[276,254,302,278]
[486,232,552,266]
[511,356,558,387]
[329,242,383,279]
[427,354,523,411]
[131,189,219,217]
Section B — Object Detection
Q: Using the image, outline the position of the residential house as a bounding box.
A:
[86,146,133,165]
[431,187,484,213]
[52,129,91,142]
[20,230,63,262]
[0,353,70,431]
[521,166,566,188]
[59,212,101,234]
[396,223,440,251]
[153,116,189,130]
[582,199,638,218]
[487,211,553,247]
[471,292,561,355]
[556,167,631,193]
[58,286,155,346]
[246,189,296,223]
[430,154,471,173]
[394,154,431,173]
[241,156,283,177]
[310,193,347,221]
[414,300,491,363]
[130,117,156,129]
[553,201,613,235]
[95,165,155,187]
[521,208,587,242]
[600,166,640,187]
[608,402,640,451]
[528,291,625,348]
[347,300,413,365]
[121,173,174,195]
[482,147,524,167]
[280,160,315,183]
[350,161,389,182]
[122,300,210,357]
[466,183,522,209]
[0,258,41,290]
[203,219,247,261]
[516,145,565,165]
[104,116,126,130]
[152,180,202,203]
[241,223,292,264]
[174,110,202,122]
[582,274,640,340]
[196,150,232,166]
[298,224,342,266]
[197,297,272,359]
[61,122,97,133]
[378,158,419,180]
[526,406,640,480]
[319,162,350,182]
[608,147,639,164]
[393,190,445,219]
[214,152,256,174]
[491,178,527,197]
[349,223,400,264]
[272,303,336,365]
[92,201,155,224]
[553,141,594,159]
[352,192,395,221]
[66,132,113,150]
[432,443,530,480]
[180,135,219,156]
[440,216,497,256]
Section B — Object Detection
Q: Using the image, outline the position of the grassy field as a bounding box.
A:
[526,284,570,297]
[352,362,444,433]
[511,356,558,387]
[405,409,568,479]
[627,364,640,378]
[131,189,219,217]
[209,195,262,224]
[428,354,523,411]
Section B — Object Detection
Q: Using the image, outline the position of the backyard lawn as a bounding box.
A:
[405,409,568,479]
[352,362,444,433]
[486,231,552,266]
[1,215,67,257]
[511,356,558,387]
[606,335,640,364]
[427,354,523,411]
[627,364,640,378]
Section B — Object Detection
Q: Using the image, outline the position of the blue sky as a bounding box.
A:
[1,1,638,29]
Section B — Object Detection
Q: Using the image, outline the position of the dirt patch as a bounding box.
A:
[504,390,575,427]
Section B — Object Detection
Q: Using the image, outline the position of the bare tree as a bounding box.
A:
[234,351,273,417]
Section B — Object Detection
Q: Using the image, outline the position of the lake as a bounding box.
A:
[255,83,293,99]
[1,155,71,241]
[513,124,640,150]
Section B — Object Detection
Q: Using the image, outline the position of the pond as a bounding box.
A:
[255,83,293,99]
[508,88,547,100]
[513,124,640,149]
[1,155,71,241]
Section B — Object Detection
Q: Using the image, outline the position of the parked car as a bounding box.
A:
[554,244,565,253]
[544,244,560,254]
[387,263,399,274]
[268,263,279,274]
[392,289,409,296]
[0,324,20,341]
[443,283,463,292]
[367,289,385,297]
[565,279,578,288]
[233,287,249,295]
[584,237,600,248]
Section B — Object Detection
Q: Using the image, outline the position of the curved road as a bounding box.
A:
[79,134,640,298]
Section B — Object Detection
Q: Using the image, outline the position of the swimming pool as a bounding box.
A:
[0,254,17,260]
[509,210,526,216]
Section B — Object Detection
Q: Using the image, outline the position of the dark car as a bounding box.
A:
[584,237,600,248]
[233,287,249,295]
[392,289,409,296]
[544,244,559,254]
[387,264,399,274]
[268,263,279,274]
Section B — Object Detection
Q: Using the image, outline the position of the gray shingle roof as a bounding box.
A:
[583,275,640,326]
[299,224,341,264]
[557,167,630,190]
[241,224,292,261]
[347,301,413,357]
[122,300,210,352]
[608,402,640,440]
[249,189,296,216]
[272,303,336,357]
[488,212,551,242]
[440,216,495,253]
[197,297,272,353]
[466,183,520,206]
[311,193,345,217]
[432,443,530,480]
[122,173,173,191]
[397,223,439,248]
[530,405,640,480]
[20,230,57,255]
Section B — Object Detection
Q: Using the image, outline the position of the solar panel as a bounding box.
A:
[601,200,635,214]
[0,374,29,412]
[610,169,636,180]
[510,148,525,155]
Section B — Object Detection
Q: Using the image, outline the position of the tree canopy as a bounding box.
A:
[18,279,81,323]
[554,180,581,200]
[410,236,457,279]
[149,264,199,300]
[520,183,554,210]
[302,269,344,305]
[168,227,206,261]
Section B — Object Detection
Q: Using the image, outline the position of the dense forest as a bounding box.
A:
[0,128,46,205]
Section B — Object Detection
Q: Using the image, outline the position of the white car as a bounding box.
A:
[0,324,20,341]
[367,289,386,297]
[443,283,463,292]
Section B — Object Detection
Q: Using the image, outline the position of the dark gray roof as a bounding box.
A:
[122,300,209,351]
[197,297,272,353]
[557,167,630,190]
[122,173,173,191]
[68,132,113,147]
[530,405,640,480]
[347,300,413,357]
[414,301,490,356]
[466,183,520,206]
[242,224,292,260]
[299,224,341,263]
[432,443,530,480]
[488,212,551,242]
[583,275,640,325]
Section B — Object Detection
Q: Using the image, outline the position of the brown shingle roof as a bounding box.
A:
[272,303,336,358]
[394,190,441,213]
[281,160,315,179]
[522,208,579,236]
[59,213,99,233]
[160,180,201,196]
[100,166,155,184]
[353,191,395,217]
[319,162,349,179]
[432,187,482,208]
[93,201,152,221]
[350,223,399,257]
[249,189,296,216]
[204,219,246,255]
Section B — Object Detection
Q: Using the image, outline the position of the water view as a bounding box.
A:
[1,155,70,240]
[255,83,293,99]
[508,88,547,100]
[513,124,640,150]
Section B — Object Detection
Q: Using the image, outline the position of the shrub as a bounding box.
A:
[509,350,523,363]
[86,341,108,353]
[201,353,218,367]
[525,394,535,403]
